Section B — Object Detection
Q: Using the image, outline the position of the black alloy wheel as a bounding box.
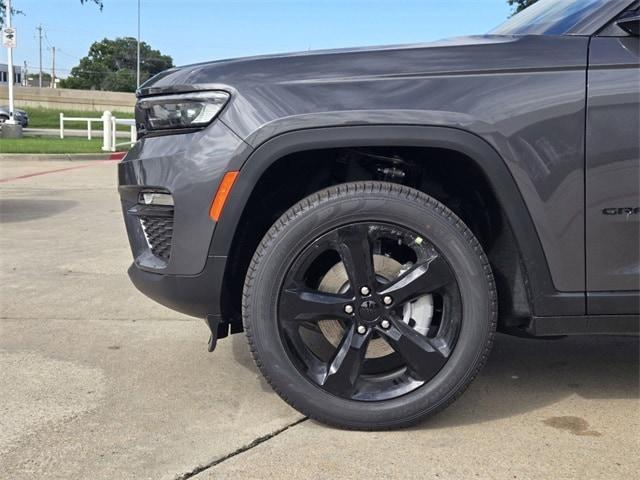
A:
[278,222,461,402]
[244,182,496,430]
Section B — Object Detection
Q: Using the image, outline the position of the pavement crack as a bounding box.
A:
[174,417,308,480]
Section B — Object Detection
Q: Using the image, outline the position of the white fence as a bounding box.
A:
[59,111,137,152]
[110,116,137,152]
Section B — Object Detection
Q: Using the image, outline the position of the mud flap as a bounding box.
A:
[204,314,228,352]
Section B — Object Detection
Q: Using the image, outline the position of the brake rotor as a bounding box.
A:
[318,255,434,359]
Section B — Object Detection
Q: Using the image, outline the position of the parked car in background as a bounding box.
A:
[118,0,640,429]
[0,106,29,127]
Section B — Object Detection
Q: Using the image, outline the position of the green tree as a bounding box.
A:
[59,37,173,92]
[0,1,102,26]
[508,0,539,15]
[27,71,51,85]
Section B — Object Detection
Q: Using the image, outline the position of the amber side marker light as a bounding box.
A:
[209,171,239,221]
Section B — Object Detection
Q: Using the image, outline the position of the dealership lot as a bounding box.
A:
[1,158,638,480]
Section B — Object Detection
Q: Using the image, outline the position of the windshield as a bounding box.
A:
[490,0,605,35]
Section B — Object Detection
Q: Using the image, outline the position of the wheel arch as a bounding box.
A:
[211,125,582,320]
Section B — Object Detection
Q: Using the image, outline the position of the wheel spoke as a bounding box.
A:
[280,287,353,323]
[286,328,328,376]
[333,224,377,293]
[380,256,454,305]
[314,323,372,397]
[378,317,450,381]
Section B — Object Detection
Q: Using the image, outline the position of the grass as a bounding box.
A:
[0,136,108,154]
[26,107,134,131]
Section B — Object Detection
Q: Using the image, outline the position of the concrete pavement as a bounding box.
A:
[0,158,638,479]
[196,335,639,480]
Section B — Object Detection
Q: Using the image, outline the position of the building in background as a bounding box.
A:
[0,63,22,86]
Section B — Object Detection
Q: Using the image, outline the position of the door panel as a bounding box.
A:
[586,36,640,306]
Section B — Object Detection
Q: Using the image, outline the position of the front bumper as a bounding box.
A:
[128,255,227,318]
[118,121,249,319]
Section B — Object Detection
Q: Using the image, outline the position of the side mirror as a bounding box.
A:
[617,12,640,36]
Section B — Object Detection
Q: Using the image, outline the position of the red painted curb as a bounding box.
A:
[108,152,128,161]
[0,160,114,184]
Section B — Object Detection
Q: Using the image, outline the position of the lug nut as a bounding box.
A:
[380,319,390,329]
[383,295,393,305]
[357,325,367,335]
[360,286,371,296]
[344,305,354,314]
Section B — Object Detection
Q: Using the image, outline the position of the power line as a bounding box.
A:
[42,29,52,49]
[55,48,81,61]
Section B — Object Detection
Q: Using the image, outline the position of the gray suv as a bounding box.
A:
[0,106,28,127]
[118,0,640,429]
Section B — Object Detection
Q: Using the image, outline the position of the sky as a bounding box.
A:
[3,0,513,79]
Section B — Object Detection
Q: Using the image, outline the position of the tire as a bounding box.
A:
[243,181,496,430]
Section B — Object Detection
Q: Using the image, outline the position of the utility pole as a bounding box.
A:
[37,24,43,88]
[136,0,141,88]
[51,47,56,88]
[23,60,27,86]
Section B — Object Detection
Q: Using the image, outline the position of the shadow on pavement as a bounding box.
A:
[421,333,639,429]
[0,199,77,223]
[233,329,639,427]
[231,334,273,392]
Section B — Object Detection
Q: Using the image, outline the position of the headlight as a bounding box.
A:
[136,91,229,133]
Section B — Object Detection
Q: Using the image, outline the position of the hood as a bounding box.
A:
[138,35,542,97]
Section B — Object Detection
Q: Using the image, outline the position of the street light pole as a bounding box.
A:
[5,0,16,124]
[1,0,22,137]
[136,0,141,88]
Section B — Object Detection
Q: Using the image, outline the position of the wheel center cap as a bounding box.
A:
[358,299,382,323]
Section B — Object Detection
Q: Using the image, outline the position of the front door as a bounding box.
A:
[585,9,640,314]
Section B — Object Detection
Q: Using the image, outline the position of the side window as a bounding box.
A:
[598,3,640,37]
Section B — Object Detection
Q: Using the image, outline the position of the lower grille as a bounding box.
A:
[141,216,173,260]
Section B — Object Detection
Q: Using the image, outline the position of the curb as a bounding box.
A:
[0,152,128,161]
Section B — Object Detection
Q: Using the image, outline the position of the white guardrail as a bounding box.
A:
[59,111,137,152]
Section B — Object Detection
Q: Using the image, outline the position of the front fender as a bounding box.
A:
[210,124,584,317]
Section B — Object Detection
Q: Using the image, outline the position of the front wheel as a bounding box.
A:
[243,182,496,430]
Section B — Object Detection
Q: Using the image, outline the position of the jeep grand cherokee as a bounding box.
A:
[118,0,640,429]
